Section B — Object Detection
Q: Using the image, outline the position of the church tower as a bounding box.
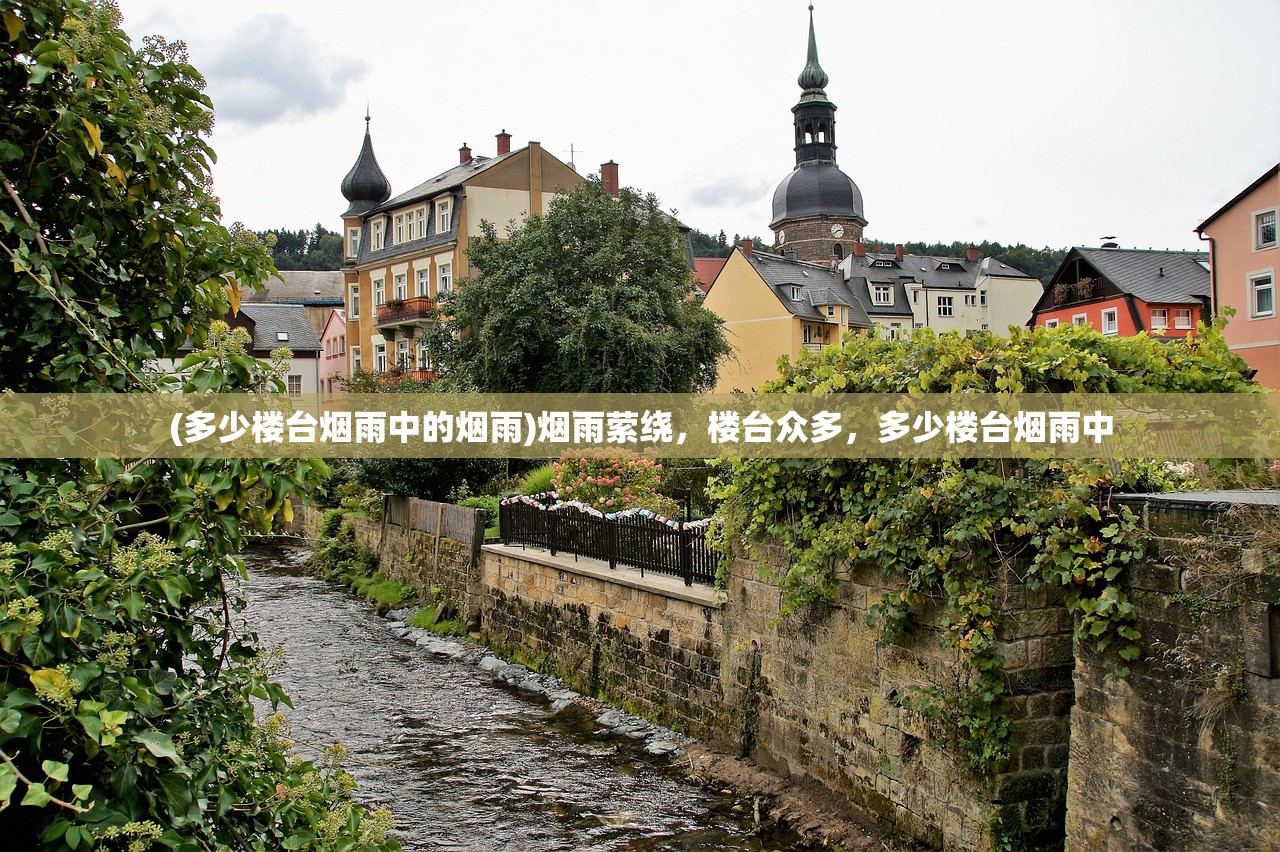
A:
[770,6,867,263]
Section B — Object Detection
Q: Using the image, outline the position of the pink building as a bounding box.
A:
[1197,164,1279,388]
[319,308,347,395]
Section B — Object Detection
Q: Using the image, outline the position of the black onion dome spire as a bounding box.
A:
[341,111,391,216]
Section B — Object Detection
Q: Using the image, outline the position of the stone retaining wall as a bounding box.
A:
[480,544,726,739]
[719,543,1075,850]
[1065,498,1280,850]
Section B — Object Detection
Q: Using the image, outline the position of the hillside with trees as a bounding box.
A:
[864,239,1067,283]
[255,223,343,270]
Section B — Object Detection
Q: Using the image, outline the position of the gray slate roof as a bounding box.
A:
[1076,247,1210,305]
[848,252,1034,291]
[744,251,872,327]
[847,277,915,317]
[244,271,345,305]
[375,151,518,213]
[237,303,321,353]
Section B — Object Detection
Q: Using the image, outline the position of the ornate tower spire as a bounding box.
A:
[797,5,829,95]
[792,5,837,166]
[340,109,391,217]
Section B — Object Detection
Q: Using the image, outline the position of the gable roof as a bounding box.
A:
[1196,163,1280,233]
[374,151,520,214]
[236,303,322,352]
[693,257,727,294]
[742,250,872,327]
[1075,247,1210,304]
[244,271,346,306]
[846,252,1034,291]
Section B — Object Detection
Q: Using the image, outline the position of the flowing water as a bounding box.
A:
[242,546,807,851]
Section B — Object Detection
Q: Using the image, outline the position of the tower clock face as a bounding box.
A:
[830,224,845,238]
[778,229,786,244]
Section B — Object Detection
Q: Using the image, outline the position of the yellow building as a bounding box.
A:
[338,120,583,377]
[704,242,871,392]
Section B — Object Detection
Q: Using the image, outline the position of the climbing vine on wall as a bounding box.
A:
[712,321,1260,774]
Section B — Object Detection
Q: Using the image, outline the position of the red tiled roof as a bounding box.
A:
[693,257,727,294]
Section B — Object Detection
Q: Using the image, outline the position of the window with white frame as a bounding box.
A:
[374,343,387,373]
[790,286,801,301]
[1175,308,1193,329]
[438,262,452,295]
[914,322,924,329]
[889,323,902,339]
[937,296,953,317]
[372,219,385,251]
[1250,272,1274,318]
[394,273,407,300]
[1102,308,1118,334]
[964,294,977,307]
[873,285,892,305]
[348,228,361,258]
[349,284,360,319]
[350,346,361,373]
[373,277,385,306]
[1045,318,1059,328]
[416,268,430,298]
[416,208,426,240]
[339,334,345,355]
[803,325,813,344]
[1073,313,1087,326]
[394,214,404,245]
[1256,209,1277,250]
[396,340,410,369]
[418,340,432,370]
[1150,308,1168,328]
[287,375,302,395]
[980,291,987,306]
[980,323,988,330]
[826,305,835,317]
[437,199,453,234]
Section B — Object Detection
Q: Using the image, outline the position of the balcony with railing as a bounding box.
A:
[375,296,436,331]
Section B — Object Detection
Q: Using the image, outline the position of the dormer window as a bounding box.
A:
[347,228,361,258]
[437,198,453,234]
[790,286,801,301]
[276,332,288,342]
[371,219,385,251]
[873,259,895,268]
[938,262,957,271]
[826,305,836,317]
[873,285,892,305]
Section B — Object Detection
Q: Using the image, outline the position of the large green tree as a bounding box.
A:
[436,178,731,393]
[0,2,394,847]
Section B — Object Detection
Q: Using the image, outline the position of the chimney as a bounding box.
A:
[966,247,980,262]
[784,248,797,261]
[895,244,904,262]
[495,129,511,156]
[742,238,754,256]
[459,142,472,164]
[853,241,866,257]
[830,255,840,270]
[601,160,620,198]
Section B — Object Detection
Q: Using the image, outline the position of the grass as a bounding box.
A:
[407,606,467,636]
[351,575,416,610]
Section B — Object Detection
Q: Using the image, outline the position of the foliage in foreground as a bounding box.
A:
[0,2,395,846]
[714,321,1261,775]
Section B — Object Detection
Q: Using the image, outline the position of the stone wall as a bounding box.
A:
[291,503,483,623]
[1066,497,1280,850]
[480,544,726,739]
[719,542,1075,850]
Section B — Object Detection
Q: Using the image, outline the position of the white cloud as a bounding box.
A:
[201,14,366,127]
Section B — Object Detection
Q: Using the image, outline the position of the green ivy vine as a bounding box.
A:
[712,321,1261,775]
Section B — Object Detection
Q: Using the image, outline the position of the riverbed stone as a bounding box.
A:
[478,655,505,672]
[645,739,682,757]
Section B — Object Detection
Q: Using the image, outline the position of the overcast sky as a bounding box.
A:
[114,0,1279,252]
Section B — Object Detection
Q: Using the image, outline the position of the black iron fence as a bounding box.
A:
[499,499,717,587]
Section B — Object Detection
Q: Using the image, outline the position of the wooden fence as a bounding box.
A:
[381,495,486,564]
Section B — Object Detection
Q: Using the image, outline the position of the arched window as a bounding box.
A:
[834,243,844,260]
[818,123,828,143]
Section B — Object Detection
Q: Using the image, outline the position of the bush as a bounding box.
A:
[552,450,680,516]
[459,495,500,528]
[515,461,557,495]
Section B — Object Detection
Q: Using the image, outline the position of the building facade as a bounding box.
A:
[1196,163,1279,388]
[318,308,346,396]
[703,241,872,392]
[1030,247,1210,339]
[338,120,583,379]
[769,8,867,264]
